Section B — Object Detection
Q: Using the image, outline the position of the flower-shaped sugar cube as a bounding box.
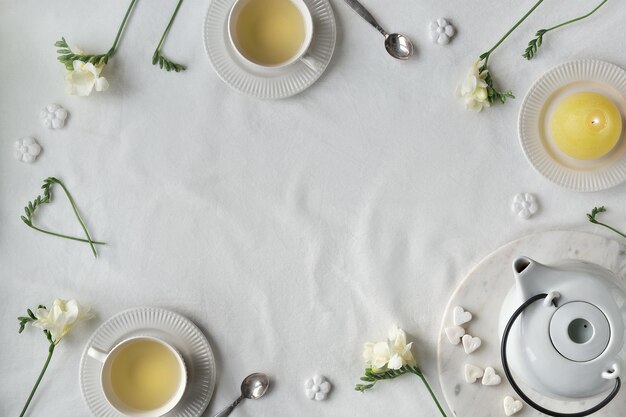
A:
[512,193,539,219]
[40,104,68,129]
[304,375,331,401]
[14,137,42,163]
[428,18,456,45]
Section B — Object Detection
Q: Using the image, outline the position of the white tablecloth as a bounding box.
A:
[1,0,626,416]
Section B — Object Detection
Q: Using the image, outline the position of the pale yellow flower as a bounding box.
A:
[33,299,94,342]
[456,61,490,112]
[363,326,417,371]
[65,60,109,96]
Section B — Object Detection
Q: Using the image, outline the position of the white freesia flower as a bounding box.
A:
[388,326,417,369]
[363,326,417,371]
[363,341,392,371]
[33,299,94,342]
[456,61,490,112]
[65,60,109,96]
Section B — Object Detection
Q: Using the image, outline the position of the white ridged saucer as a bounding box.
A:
[203,0,336,99]
[79,308,216,417]
[519,59,626,192]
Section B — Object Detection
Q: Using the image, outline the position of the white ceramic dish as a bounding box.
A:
[80,308,216,417]
[518,59,626,192]
[437,231,626,416]
[203,0,336,99]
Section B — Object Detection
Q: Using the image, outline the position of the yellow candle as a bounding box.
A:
[551,92,622,160]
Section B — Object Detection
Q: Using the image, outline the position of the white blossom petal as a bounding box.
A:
[95,76,109,92]
[387,353,403,370]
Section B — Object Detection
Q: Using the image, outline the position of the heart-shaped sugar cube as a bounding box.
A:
[464,364,484,383]
[503,396,523,416]
[482,366,501,386]
[444,326,465,345]
[462,334,481,354]
[453,306,473,326]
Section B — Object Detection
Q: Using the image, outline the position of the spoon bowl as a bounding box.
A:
[343,0,414,60]
[214,372,270,417]
[384,33,414,60]
[241,373,270,399]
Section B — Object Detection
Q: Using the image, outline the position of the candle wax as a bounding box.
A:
[551,92,622,160]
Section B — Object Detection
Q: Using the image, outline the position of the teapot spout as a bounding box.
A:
[513,256,533,276]
[512,256,546,301]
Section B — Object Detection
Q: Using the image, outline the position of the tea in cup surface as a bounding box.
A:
[233,0,306,66]
[108,338,183,411]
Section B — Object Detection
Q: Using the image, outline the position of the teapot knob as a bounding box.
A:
[543,291,560,307]
[602,363,621,380]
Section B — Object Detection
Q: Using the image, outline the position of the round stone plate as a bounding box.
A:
[438,231,626,416]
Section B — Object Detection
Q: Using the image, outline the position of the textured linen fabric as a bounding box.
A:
[1,0,626,416]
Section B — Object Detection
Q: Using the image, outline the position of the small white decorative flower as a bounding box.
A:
[33,299,94,342]
[428,18,456,45]
[14,137,42,163]
[304,375,331,401]
[456,61,490,112]
[512,193,539,219]
[65,60,109,96]
[40,104,69,129]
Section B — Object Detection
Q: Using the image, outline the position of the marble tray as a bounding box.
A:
[437,231,626,416]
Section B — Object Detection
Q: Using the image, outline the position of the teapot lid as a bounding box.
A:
[549,301,611,362]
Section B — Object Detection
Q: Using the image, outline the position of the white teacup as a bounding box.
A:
[88,336,187,417]
[227,0,318,70]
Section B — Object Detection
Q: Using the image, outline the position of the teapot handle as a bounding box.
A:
[501,293,621,417]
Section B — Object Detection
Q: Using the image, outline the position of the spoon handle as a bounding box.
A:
[343,0,386,36]
[213,395,244,417]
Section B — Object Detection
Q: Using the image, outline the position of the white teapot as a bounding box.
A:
[499,256,625,416]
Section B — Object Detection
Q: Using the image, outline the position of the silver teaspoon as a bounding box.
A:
[343,0,414,59]
[214,373,270,417]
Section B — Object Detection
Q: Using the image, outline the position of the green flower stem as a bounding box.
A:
[21,177,106,256]
[542,0,607,33]
[108,0,139,57]
[154,0,184,56]
[53,179,97,256]
[481,0,545,64]
[355,366,448,417]
[19,343,55,417]
[23,223,106,245]
[593,221,626,239]
[56,0,138,69]
[415,372,448,417]
[152,0,186,72]
[587,206,626,239]
[523,0,608,59]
